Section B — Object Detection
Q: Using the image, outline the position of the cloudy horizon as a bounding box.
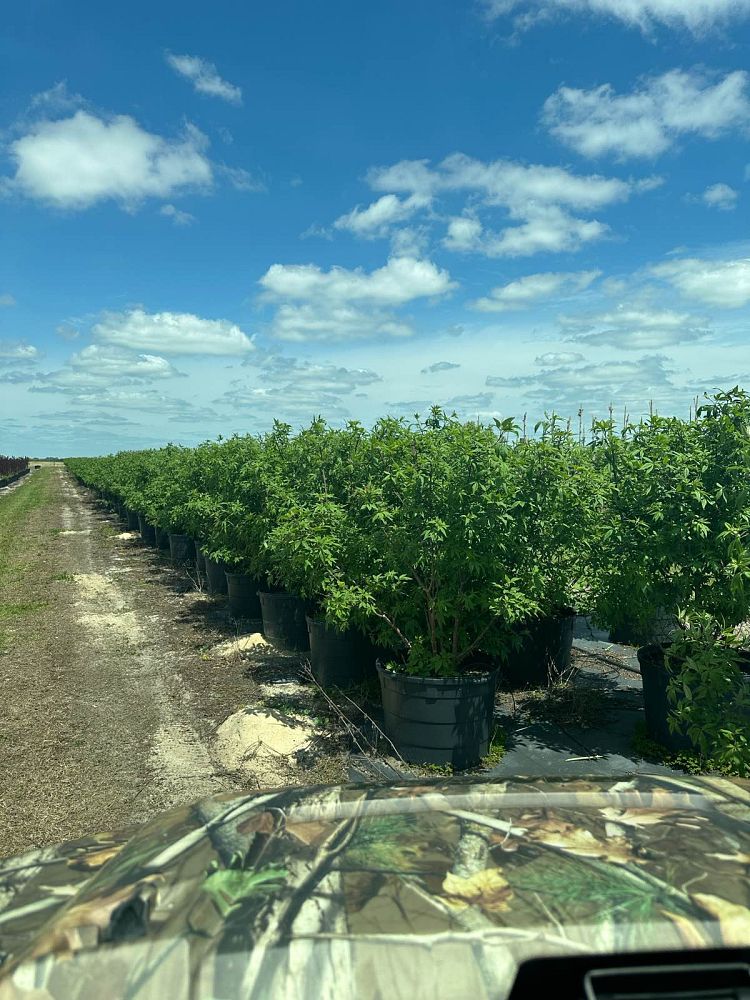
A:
[2,1,750,456]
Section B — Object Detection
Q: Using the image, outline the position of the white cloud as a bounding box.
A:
[159,203,195,225]
[543,69,750,159]
[333,194,430,238]
[29,81,84,114]
[421,361,461,374]
[260,256,454,306]
[701,182,738,210]
[165,52,242,105]
[370,153,630,209]
[370,153,639,258]
[258,255,455,342]
[560,306,711,348]
[68,344,182,380]
[246,355,382,394]
[217,164,267,192]
[471,269,599,311]
[445,209,609,257]
[56,388,218,422]
[8,111,212,209]
[92,309,255,355]
[263,303,415,343]
[487,354,678,411]
[535,351,585,364]
[482,0,750,36]
[0,293,16,307]
[0,340,40,364]
[651,257,750,307]
[443,217,483,251]
[217,356,380,422]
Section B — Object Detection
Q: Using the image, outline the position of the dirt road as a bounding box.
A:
[0,466,271,858]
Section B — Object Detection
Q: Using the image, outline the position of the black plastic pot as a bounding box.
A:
[116,503,128,523]
[306,618,380,687]
[501,610,575,689]
[226,572,262,619]
[204,555,229,595]
[137,514,156,547]
[259,591,310,652]
[195,544,206,575]
[155,527,170,551]
[168,532,195,567]
[377,662,498,768]
[610,610,678,647]
[125,508,140,532]
[637,643,750,753]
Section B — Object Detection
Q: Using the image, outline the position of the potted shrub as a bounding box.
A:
[315,410,540,767]
[593,389,750,755]
[637,613,750,768]
[497,415,606,688]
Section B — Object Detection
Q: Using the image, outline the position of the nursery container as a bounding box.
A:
[137,514,156,547]
[306,618,380,687]
[259,591,310,652]
[501,609,576,689]
[637,643,750,753]
[204,555,230,595]
[377,661,498,768]
[226,571,262,619]
[168,532,195,567]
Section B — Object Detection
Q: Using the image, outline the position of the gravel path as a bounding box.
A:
[0,466,257,859]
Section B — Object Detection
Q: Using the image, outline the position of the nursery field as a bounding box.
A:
[66,390,750,776]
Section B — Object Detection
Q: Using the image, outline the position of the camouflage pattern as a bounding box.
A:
[0,774,749,999]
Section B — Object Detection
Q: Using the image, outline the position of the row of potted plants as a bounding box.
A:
[65,389,750,773]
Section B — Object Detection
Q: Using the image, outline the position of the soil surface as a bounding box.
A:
[0,466,317,859]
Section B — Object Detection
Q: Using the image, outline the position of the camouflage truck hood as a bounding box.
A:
[1,774,749,999]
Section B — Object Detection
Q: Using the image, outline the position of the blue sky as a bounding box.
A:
[2,0,750,456]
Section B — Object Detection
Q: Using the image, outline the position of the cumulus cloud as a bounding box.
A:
[421,361,461,374]
[369,152,631,208]
[165,52,242,105]
[258,256,455,342]
[159,203,195,225]
[246,355,382,394]
[651,257,750,307]
[487,354,678,412]
[333,194,430,238]
[92,309,255,355]
[701,182,738,210]
[481,0,750,36]
[535,351,585,364]
[216,357,378,423]
[29,345,183,394]
[60,388,219,424]
[0,340,40,365]
[0,370,38,384]
[6,111,212,209]
[542,69,750,160]
[369,153,641,258]
[560,306,711,349]
[471,269,599,311]
[68,344,183,380]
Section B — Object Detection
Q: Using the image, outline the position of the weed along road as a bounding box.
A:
[0,465,255,859]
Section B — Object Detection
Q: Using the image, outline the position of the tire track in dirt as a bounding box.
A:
[1,467,243,858]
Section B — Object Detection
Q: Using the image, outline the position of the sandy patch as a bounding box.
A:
[59,529,91,536]
[212,633,270,658]
[214,709,313,786]
[78,610,145,643]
